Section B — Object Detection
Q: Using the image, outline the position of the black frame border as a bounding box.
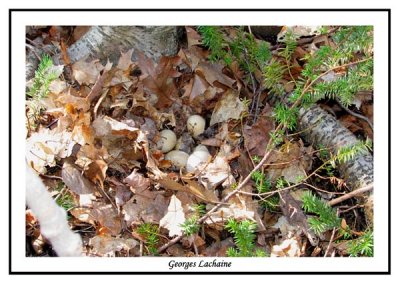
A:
[9,8,391,275]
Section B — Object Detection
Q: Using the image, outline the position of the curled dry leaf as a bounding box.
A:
[86,61,113,103]
[243,116,274,157]
[62,160,97,195]
[270,236,302,257]
[123,169,150,192]
[196,61,235,88]
[117,49,134,71]
[210,90,247,126]
[267,141,313,183]
[157,176,219,204]
[89,235,137,256]
[71,202,122,236]
[26,128,76,173]
[72,59,104,85]
[185,27,203,48]
[123,193,168,225]
[91,204,122,236]
[84,159,108,187]
[159,195,185,237]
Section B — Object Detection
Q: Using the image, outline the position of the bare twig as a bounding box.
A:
[336,99,373,131]
[328,184,373,206]
[324,228,337,257]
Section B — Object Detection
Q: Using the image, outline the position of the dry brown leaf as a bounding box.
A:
[56,90,90,112]
[123,193,168,225]
[117,49,134,71]
[271,237,302,257]
[89,235,137,256]
[189,74,209,103]
[84,159,108,187]
[70,207,96,225]
[210,90,247,125]
[26,128,76,173]
[62,160,97,195]
[158,176,219,204]
[279,190,318,246]
[86,60,112,103]
[197,61,235,88]
[136,51,181,109]
[185,27,203,47]
[123,169,150,192]
[184,179,219,204]
[72,59,104,85]
[159,195,185,237]
[91,204,122,236]
[243,116,274,157]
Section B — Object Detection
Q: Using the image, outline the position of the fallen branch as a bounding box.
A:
[328,184,373,206]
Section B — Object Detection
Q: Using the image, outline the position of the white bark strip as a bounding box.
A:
[54,26,180,65]
[299,105,373,189]
[26,164,83,256]
[298,105,373,224]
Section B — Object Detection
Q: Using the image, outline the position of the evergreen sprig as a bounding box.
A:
[273,103,299,131]
[197,26,227,62]
[28,54,61,100]
[137,223,159,255]
[348,229,373,257]
[333,138,372,167]
[302,191,341,235]
[251,170,279,211]
[225,219,266,257]
[181,216,200,237]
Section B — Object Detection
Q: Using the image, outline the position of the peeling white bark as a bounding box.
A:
[26,164,83,256]
[54,26,180,65]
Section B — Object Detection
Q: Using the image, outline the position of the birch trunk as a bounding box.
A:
[54,26,180,65]
[298,105,373,224]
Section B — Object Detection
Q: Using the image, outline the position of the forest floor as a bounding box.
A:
[25,25,374,257]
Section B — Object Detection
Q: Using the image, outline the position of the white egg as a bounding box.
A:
[193,145,209,153]
[165,150,189,168]
[187,115,206,138]
[186,150,211,173]
[157,129,177,153]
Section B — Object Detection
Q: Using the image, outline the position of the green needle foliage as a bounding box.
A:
[225,219,266,257]
[302,191,341,235]
[28,54,61,100]
[197,26,227,62]
[27,54,63,128]
[348,229,373,257]
[198,26,271,80]
[273,103,299,131]
[251,170,279,211]
[181,216,200,237]
[137,223,159,255]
